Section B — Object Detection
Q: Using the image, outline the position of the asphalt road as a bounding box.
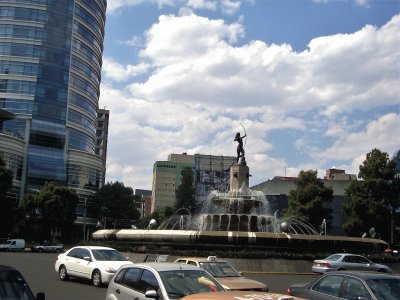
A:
[0,251,319,300]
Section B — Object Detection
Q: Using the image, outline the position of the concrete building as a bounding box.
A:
[252,169,357,236]
[151,153,236,213]
[0,1,107,233]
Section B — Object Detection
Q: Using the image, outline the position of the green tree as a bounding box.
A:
[0,156,16,237]
[176,167,195,212]
[342,149,400,240]
[20,183,78,242]
[91,181,141,228]
[283,170,333,232]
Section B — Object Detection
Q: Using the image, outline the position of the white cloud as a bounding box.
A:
[102,57,151,81]
[100,13,400,189]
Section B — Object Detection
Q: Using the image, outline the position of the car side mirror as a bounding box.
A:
[144,290,158,298]
[83,256,92,262]
[36,292,45,300]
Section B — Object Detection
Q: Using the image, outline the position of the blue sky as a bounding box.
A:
[100,0,400,190]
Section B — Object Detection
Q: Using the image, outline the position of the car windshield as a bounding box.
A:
[198,262,241,277]
[91,249,128,261]
[324,254,342,261]
[0,269,36,300]
[159,269,224,299]
[366,278,400,300]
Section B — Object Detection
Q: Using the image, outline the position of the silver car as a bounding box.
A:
[287,271,400,299]
[105,262,225,300]
[312,253,392,273]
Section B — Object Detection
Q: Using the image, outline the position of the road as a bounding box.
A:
[0,251,318,299]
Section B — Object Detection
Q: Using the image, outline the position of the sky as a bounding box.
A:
[99,0,400,190]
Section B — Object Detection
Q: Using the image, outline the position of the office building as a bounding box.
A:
[251,169,357,235]
[0,1,107,228]
[151,153,236,213]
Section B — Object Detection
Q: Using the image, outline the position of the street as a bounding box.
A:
[0,251,318,299]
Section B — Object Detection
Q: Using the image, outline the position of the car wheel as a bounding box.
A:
[55,248,61,253]
[59,265,69,281]
[92,270,102,287]
[38,248,43,253]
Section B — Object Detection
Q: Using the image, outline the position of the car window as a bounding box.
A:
[354,256,369,264]
[136,270,159,293]
[187,261,197,266]
[343,255,354,263]
[325,254,342,261]
[342,277,371,300]
[81,249,91,259]
[0,269,36,300]
[175,260,186,264]
[113,268,127,284]
[122,268,142,289]
[91,249,127,261]
[67,248,81,258]
[199,262,240,277]
[367,278,400,300]
[159,269,224,297]
[312,274,343,297]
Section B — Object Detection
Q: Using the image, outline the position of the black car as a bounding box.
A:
[0,265,45,300]
[287,271,400,300]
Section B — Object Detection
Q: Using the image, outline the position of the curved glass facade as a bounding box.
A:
[0,1,107,203]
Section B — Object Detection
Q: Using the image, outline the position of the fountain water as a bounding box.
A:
[93,137,388,253]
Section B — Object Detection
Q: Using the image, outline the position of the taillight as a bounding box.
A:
[314,261,331,267]
[287,288,292,295]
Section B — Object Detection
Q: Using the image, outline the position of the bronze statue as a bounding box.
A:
[234,131,246,164]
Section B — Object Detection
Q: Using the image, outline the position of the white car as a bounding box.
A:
[106,262,225,300]
[55,246,132,287]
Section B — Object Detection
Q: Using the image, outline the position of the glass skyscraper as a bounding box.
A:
[0,0,107,223]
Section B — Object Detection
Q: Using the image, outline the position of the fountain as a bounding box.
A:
[92,131,388,253]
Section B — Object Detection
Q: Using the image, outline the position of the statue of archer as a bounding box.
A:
[234,131,246,164]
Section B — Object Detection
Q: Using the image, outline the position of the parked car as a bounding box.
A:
[31,242,63,253]
[54,246,132,287]
[312,253,392,273]
[0,265,45,300]
[174,256,268,291]
[182,291,306,300]
[287,270,400,299]
[105,262,225,300]
[0,239,25,251]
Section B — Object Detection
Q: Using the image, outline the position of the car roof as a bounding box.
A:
[325,271,399,279]
[0,265,17,271]
[120,262,204,272]
[70,246,116,250]
[175,257,228,263]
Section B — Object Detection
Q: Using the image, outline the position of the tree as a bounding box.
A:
[342,149,400,241]
[176,167,195,212]
[283,170,333,232]
[0,156,17,238]
[91,181,141,228]
[20,182,79,242]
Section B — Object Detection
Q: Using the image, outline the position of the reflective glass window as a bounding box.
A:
[0,118,26,139]
[0,24,45,40]
[0,42,43,58]
[68,109,96,133]
[71,55,99,84]
[0,60,39,76]
[68,128,95,153]
[69,91,97,115]
[70,74,99,101]
[0,98,33,114]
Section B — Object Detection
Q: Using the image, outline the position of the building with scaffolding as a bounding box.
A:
[151,153,236,213]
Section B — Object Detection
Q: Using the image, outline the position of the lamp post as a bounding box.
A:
[83,198,87,242]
